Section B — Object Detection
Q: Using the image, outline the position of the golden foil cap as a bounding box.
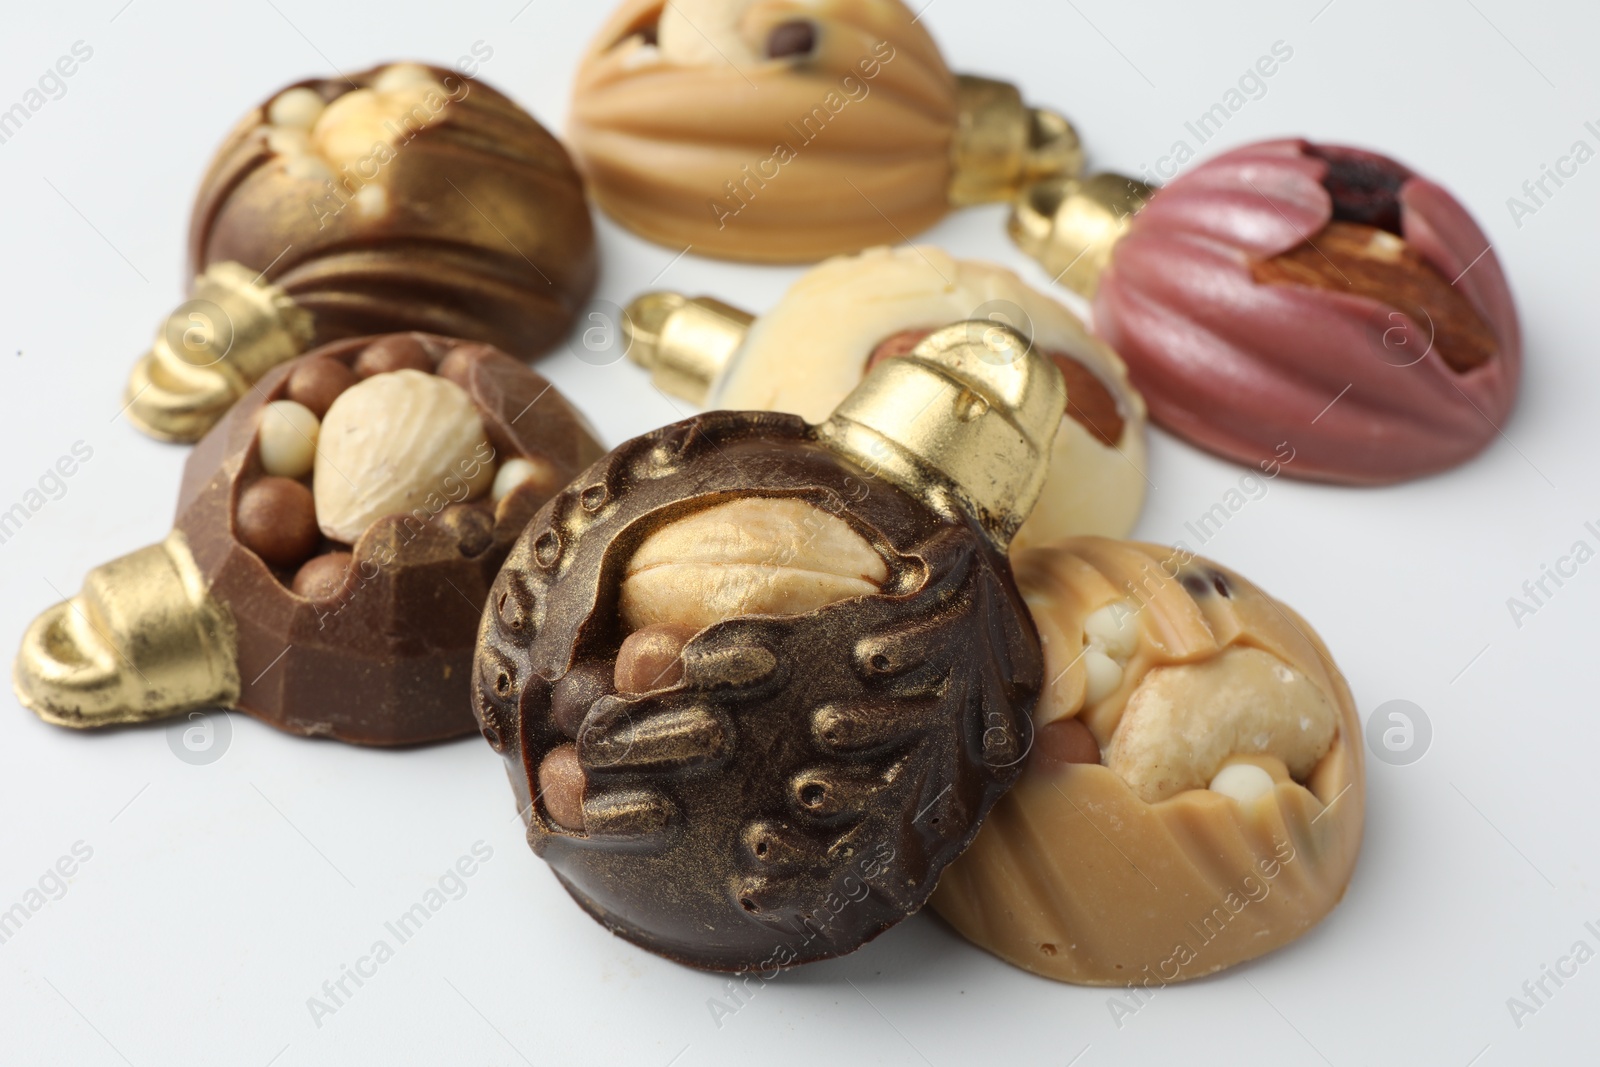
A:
[1009,172,1153,298]
[13,532,239,728]
[818,321,1064,548]
[949,75,1083,207]
[622,292,754,405]
[125,261,315,443]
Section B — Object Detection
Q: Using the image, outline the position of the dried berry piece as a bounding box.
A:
[766,20,816,58]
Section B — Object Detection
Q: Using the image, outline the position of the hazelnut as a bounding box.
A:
[614,624,697,693]
[618,497,888,632]
[538,744,587,831]
[353,334,434,378]
[292,552,353,601]
[313,370,496,544]
[236,477,320,569]
[286,358,359,418]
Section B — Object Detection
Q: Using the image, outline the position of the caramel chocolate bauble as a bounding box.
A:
[127,62,597,442]
[17,334,603,745]
[474,324,1064,969]
[569,0,1080,262]
[932,538,1365,984]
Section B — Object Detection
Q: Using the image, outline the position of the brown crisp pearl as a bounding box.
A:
[538,744,587,831]
[437,504,494,557]
[614,623,698,694]
[291,551,353,601]
[353,334,434,378]
[436,343,497,389]
[236,477,320,569]
[1034,717,1102,767]
[285,358,359,418]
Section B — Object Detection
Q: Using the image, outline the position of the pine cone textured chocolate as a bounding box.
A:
[475,324,1061,970]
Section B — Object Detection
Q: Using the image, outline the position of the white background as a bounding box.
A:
[2,1,1597,1064]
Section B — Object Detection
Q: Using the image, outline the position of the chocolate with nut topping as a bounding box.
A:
[474,411,1042,969]
[16,333,602,745]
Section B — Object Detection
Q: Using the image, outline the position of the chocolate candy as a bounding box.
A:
[1090,139,1521,484]
[16,333,602,745]
[568,0,1081,261]
[474,323,1064,969]
[626,246,1149,546]
[125,62,596,442]
[932,538,1364,984]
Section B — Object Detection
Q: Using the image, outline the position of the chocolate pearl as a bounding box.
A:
[292,551,353,601]
[438,504,494,557]
[353,334,434,378]
[286,358,358,418]
[550,663,611,739]
[767,19,816,58]
[237,477,319,569]
[1034,718,1101,766]
[436,343,496,389]
[614,623,697,694]
[539,744,587,831]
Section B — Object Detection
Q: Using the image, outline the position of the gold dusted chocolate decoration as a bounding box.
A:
[568,0,1081,262]
[126,264,315,442]
[14,533,239,728]
[125,61,596,442]
[621,292,753,405]
[1009,172,1153,298]
[624,246,1149,545]
[819,321,1063,546]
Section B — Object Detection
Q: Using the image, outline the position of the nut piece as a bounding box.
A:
[287,358,358,418]
[618,498,887,631]
[313,370,495,544]
[1104,646,1338,804]
[257,400,320,479]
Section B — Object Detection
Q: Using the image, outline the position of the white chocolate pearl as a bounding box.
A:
[492,458,537,501]
[1208,763,1277,805]
[258,400,320,479]
[265,127,310,156]
[267,87,326,129]
[372,63,436,93]
[1082,649,1123,705]
[353,183,388,219]
[1084,601,1140,660]
[284,155,333,183]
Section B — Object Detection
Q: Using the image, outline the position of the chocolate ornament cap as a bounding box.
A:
[474,324,1060,970]
[19,333,602,744]
[125,62,597,442]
